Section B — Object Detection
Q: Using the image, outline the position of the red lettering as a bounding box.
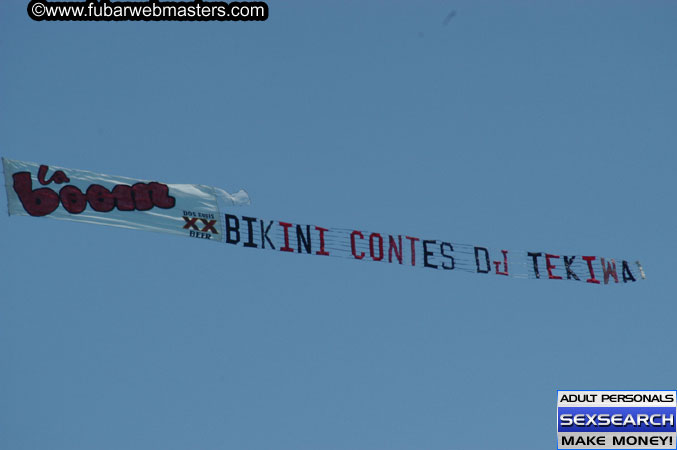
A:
[200,219,218,234]
[11,167,176,216]
[86,184,115,212]
[350,230,365,259]
[12,172,60,217]
[146,182,175,209]
[545,254,562,280]
[59,185,87,214]
[582,256,601,284]
[493,250,510,276]
[131,183,154,210]
[600,258,618,284]
[389,235,403,264]
[130,182,176,211]
[279,222,294,252]
[183,217,199,230]
[37,165,49,185]
[369,233,384,261]
[37,165,69,185]
[405,236,419,266]
[315,226,330,256]
[111,185,135,211]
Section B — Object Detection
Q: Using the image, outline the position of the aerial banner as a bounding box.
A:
[220,213,646,285]
[3,158,645,286]
[2,158,250,241]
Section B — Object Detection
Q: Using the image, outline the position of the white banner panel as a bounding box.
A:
[2,158,250,242]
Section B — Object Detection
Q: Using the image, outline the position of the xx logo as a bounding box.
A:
[182,216,219,234]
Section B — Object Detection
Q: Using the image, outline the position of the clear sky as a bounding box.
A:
[1,1,676,449]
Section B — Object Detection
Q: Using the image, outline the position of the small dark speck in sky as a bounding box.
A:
[443,10,457,26]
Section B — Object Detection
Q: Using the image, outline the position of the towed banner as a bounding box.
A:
[3,159,645,285]
[220,214,645,285]
[2,158,250,240]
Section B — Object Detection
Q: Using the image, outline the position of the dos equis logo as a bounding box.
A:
[12,164,176,216]
[181,211,219,240]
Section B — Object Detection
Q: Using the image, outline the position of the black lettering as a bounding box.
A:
[474,247,490,273]
[440,242,455,270]
[423,240,437,269]
[242,216,258,248]
[225,214,240,244]
[563,256,580,280]
[260,220,275,250]
[528,252,542,279]
[622,260,636,282]
[296,225,312,254]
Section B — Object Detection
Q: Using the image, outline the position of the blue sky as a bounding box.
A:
[1,1,676,449]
